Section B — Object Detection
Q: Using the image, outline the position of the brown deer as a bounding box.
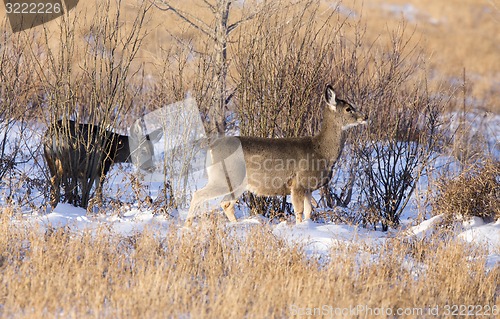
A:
[44,120,162,208]
[186,85,367,225]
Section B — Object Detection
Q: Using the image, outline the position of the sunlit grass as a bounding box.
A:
[0,216,498,318]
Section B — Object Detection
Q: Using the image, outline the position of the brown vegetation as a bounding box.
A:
[0,1,499,316]
[434,159,500,221]
[0,216,498,318]
[0,0,496,219]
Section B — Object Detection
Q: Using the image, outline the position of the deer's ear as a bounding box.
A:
[148,128,163,142]
[130,120,144,137]
[325,85,337,111]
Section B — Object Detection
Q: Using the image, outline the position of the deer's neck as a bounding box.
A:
[313,119,346,162]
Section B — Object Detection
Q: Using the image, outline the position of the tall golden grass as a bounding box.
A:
[0,1,499,317]
[2,0,497,111]
[0,215,498,318]
[138,0,500,112]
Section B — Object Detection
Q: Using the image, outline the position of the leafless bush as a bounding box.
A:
[357,116,437,230]
[314,20,446,231]
[33,0,152,209]
[0,23,44,206]
[434,159,500,222]
[232,3,446,226]
[356,84,445,230]
[232,0,343,217]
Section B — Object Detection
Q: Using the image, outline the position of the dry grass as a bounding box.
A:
[2,0,498,112]
[434,160,500,221]
[0,215,498,318]
[1,2,499,316]
[344,0,500,111]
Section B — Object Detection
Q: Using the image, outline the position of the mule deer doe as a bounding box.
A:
[44,120,162,208]
[186,85,367,226]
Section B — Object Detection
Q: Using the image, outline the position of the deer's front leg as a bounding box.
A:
[291,187,305,223]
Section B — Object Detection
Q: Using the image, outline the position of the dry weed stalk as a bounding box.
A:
[0,218,497,318]
[28,0,152,209]
[434,159,500,222]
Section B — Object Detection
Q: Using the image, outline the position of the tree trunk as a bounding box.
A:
[211,0,231,137]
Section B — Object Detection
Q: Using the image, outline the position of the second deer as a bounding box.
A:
[44,120,162,209]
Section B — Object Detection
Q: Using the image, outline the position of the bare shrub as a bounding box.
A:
[323,21,447,231]
[33,0,152,209]
[0,24,45,207]
[232,0,344,217]
[356,85,445,231]
[434,159,500,222]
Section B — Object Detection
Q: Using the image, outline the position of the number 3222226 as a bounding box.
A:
[6,2,62,14]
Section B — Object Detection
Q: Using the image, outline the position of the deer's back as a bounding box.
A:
[44,120,126,179]
[208,136,334,196]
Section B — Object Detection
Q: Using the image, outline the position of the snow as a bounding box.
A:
[42,203,92,227]
[1,112,499,280]
[14,202,499,271]
[459,220,500,270]
[379,3,441,25]
[405,214,444,239]
[27,203,173,238]
[274,220,387,254]
[459,218,500,252]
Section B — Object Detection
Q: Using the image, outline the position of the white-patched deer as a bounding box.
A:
[186,85,367,225]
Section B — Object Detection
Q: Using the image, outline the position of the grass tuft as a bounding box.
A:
[0,219,498,318]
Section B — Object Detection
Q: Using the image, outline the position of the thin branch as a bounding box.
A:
[154,1,215,40]
[227,2,277,34]
[165,30,208,57]
[227,12,256,34]
[202,0,216,13]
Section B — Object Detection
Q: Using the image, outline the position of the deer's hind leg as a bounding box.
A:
[303,191,313,221]
[291,187,306,223]
[221,197,237,223]
[186,184,228,226]
[47,157,63,208]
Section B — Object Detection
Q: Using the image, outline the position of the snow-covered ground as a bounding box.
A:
[1,110,499,271]
[22,202,499,271]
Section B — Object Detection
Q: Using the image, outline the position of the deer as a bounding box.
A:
[43,119,162,209]
[186,85,367,226]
